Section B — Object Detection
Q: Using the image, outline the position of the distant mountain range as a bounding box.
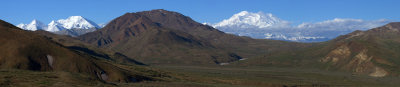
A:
[208,11,391,42]
[15,12,390,43]
[17,16,102,36]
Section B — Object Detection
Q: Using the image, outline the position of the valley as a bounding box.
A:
[152,65,400,87]
[3,65,399,87]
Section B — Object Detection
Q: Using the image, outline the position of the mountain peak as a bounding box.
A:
[31,19,39,23]
[47,20,64,32]
[29,19,45,25]
[236,11,249,16]
[147,9,176,13]
[213,11,288,29]
[139,9,181,16]
[57,16,100,29]
[151,9,168,12]
[17,19,47,31]
[68,16,84,19]
[133,9,207,32]
[49,20,56,24]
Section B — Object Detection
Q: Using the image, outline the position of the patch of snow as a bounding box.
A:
[46,55,54,68]
[239,58,248,61]
[219,63,229,65]
[100,71,108,81]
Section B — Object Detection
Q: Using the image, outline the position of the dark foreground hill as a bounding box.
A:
[0,20,162,83]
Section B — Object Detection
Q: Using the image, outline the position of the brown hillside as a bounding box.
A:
[79,11,245,65]
[0,20,150,82]
[321,22,400,77]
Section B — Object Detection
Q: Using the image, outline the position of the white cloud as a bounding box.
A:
[297,18,390,31]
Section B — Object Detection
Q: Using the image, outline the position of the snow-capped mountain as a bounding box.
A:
[210,11,390,42]
[56,16,100,29]
[18,16,101,32]
[17,16,103,36]
[213,11,289,29]
[47,20,65,32]
[17,20,47,31]
[46,16,100,32]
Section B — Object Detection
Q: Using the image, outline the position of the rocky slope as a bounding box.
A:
[320,22,400,77]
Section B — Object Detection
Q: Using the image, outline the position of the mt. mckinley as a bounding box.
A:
[208,11,391,42]
[17,16,102,36]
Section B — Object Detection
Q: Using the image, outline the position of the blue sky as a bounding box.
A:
[1,0,399,25]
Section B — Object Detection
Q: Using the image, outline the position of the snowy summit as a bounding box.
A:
[17,16,101,32]
[17,19,47,31]
[57,16,100,30]
[213,11,289,29]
